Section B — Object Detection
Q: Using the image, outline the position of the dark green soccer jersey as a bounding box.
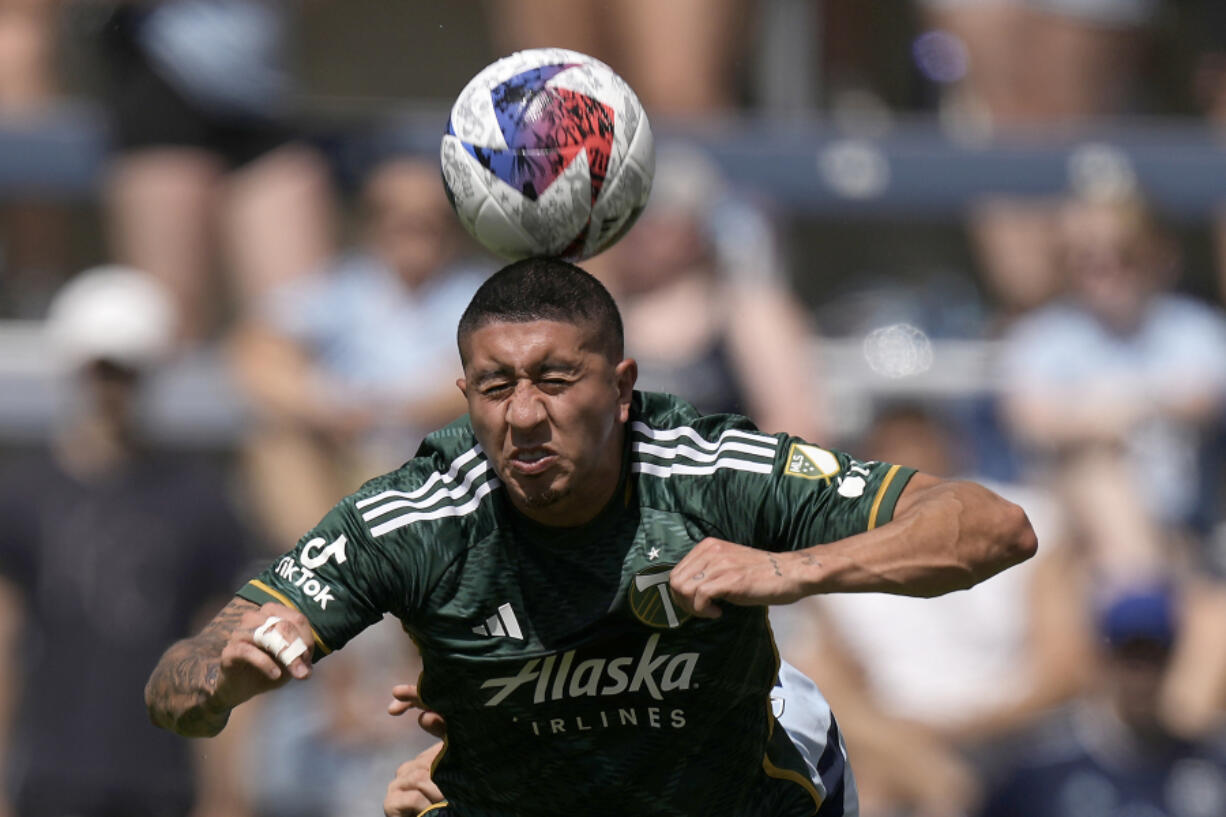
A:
[238,391,915,817]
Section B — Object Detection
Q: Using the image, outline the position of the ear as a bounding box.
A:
[457,377,469,400]
[614,358,637,423]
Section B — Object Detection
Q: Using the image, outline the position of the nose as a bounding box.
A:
[505,380,546,431]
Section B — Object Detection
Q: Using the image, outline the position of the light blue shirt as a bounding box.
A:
[264,252,490,409]
[1002,294,1226,523]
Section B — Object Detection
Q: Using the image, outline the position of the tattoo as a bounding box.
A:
[147,597,255,737]
[801,553,821,567]
[769,556,783,577]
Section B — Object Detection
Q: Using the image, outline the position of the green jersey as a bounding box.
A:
[238,391,914,817]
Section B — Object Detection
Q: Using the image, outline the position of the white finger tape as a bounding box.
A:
[253,615,281,638]
[253,615,289,656]
[279,637,309,666]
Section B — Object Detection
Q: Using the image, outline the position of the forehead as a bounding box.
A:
[1061,202,1146,247]
[462,319,599,370]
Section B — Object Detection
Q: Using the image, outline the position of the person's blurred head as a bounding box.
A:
[1057,191,1176,334]
[1095,585,1179,738]
[861,402,965,478]
[45,265,176,427]
[605,143,725,295]
[363,156,460,290]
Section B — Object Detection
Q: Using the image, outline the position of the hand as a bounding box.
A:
[389,683,447,738]
[669,538,815,619]
[216,602,314,708]
[385,742,445,817]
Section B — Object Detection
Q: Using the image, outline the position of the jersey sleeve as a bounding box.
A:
[685,428,915,551]
[753,438,916,551]
[235,491,424,658]
[630,399,915,552]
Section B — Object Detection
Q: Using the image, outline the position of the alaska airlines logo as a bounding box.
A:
[628,564,691,629]
[481,633,699,707]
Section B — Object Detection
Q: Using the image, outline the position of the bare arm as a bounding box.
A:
[670,473,1037,616]
[145,597,315,738]
[0,578,23,817]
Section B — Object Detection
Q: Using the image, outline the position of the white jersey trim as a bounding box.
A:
[630,420,779,479]
[355,444,501,538]
[633,439,777,463]
[369,477,501,538]
[355,445,484,510]
[361,461,493,522]
[633,459,774,478]
[630,421,778,451]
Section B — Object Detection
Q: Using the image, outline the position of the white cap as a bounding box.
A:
[45,265,177,369]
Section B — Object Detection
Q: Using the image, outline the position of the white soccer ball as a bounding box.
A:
[441,48,654,262]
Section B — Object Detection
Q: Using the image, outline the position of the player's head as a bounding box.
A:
[457,257,624,365]
[456,257,636,527]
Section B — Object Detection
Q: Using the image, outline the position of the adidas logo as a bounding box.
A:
[473,602,523,640]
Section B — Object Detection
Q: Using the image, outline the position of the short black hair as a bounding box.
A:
[457,257,624,362]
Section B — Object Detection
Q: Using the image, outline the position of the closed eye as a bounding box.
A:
[479,381,512,397]
[538,376,574,393]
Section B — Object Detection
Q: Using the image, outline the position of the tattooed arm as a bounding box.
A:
[145,598,315,738]
[669,474,1037,617]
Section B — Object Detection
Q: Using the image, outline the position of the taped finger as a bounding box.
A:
[253,615,290,656]
[253,615,281,638]
[279,637,309,666]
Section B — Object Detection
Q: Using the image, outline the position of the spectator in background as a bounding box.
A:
[0,0,72,318]
[1000,189,1226,573]
[0,266,254,817]
[231,154,492,549]
[977,586,1226,817]
[1183,0,1226,304]
[775,402,1090,817]
[913,0,1160,319]
[0,0,57,113]
[98,0,335,342]
[1000,188,1226,737]
[484,0,750,115]
[589,143,825,441]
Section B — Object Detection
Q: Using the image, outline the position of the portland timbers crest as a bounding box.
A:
[628,564,692,629]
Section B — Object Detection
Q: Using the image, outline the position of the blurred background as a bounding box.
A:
[2,2,1226,816]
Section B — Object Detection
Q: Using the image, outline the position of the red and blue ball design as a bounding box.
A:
[447,64,614,210]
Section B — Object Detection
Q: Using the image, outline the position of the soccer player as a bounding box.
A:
[146,258,1037,817]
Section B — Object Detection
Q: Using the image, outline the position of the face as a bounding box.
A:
[1103,640,1171,736]
[82,358,142,428]
[365,159,458,289]
[458,319,636,527]
[1059,199,1167,333]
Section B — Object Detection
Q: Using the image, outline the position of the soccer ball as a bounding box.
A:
[441,48,654,262]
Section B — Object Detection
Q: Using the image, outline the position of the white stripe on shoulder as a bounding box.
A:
[633,439,777,463]
[630,421,778,451]
[632,459,774,479]
[370,477,501,538]
[355,445,484,513]
[361,460,493,521]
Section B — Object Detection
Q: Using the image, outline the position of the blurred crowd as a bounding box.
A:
[2,2,1226,817]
